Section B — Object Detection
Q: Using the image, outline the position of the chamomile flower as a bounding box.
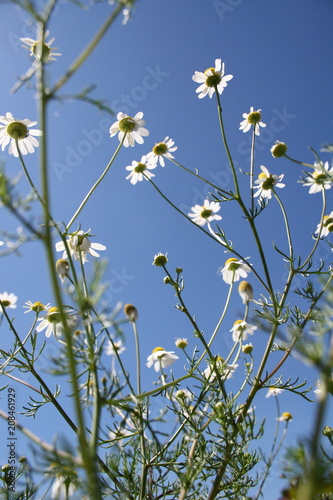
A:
[146,347,179,372]
[277,412,292,422]
[253,165,285,200]
[238,281,253,304]
[125,155,157,184]
[56,259,70,283]
[220,257,251,284]
[315,211,333,237]
[0,112,42,157]
[21,31,61,62]
[36,307,77,338]
[0,292,17,310]
[55,229,106,263]
[302,161,333,194]
[50,473,77,500]
[203,355,238,382]
[109,112,149,147]
[265,387,284,398]
[192,58,233,99]
[147,137,177,166]
[230,320,257,342]
[239,107,266,136]
[23,301,50,314]
[105,339,126,356]
[188,199,222,227]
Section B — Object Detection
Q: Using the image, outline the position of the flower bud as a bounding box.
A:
[56,258,69,283]
[175,338,188,349]
[152,252,168,266]
[242,343,253,354]
[238,281,253,304]
[124,303,138,322]
[271,141,288,158]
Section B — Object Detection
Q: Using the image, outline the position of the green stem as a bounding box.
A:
[66,137,125,231]
[250,127,256,214]
[274,189,294,262]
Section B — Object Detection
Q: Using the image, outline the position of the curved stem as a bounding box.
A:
[273,189,294,263]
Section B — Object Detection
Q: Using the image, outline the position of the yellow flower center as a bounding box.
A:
[119,117,136,133]
[152,347,165,353]
[48,307,62,323]
[200,208,213,219]
[225,258,239,271]
[6,121,29,140]
[204,68,222,88]
[258,173,275,190]
[323,216,333,227]
[247,111,261,125]
[0,300,11,307]
[313,172,327,183]
[233,320,243,327]
[134,162,146,173]
[32,301,46,313]
[153,143,168,155]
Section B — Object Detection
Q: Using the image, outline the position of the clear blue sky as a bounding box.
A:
[0,1,333,498]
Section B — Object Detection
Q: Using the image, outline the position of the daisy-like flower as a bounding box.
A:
[0,292,17,310]
[125,154,157,185]
[152,252,168,266]
[238,281,253,304]
[55,259,70,283]
[0,112,42,157]
[220,257,251,284]
[23,300,50,314]
[146,347,179,372]
[55,229,106,263]
[21,31,61,63]
[253,165,285,200]
[271,141,288,158]
[302,161,333,194]
[242,343,253,354]
[315,211,333,238]
[147,137,177,167]
[239,107,266,136]
[230,320,257,342]
[36,307,77,338]
[265,387,284,398]
[188,199,222,227]
[192,58,233,99]
[175,338,188,349]
[50,473,77,500]
[109,111,149,147]
[203,355,238,382]
[105,339,126,356]
[277,412,293,422]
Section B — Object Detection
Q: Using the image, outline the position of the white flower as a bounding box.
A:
[253,165,285,200]
[21,30,61,62]
[239,107,266,136]
[219,257,251,284]
[109,111,149,147]
[0,112,42,157]
[146,347,179,372]
[55,229,106,263]
[203,356,238,382]
[302,161,333,194]
[147,137,177,167]
[192,58,233,99]
[56,259,70,283]
[36,307,77,338]
[175,338,188,349]
[23,301,50,314]
[238,281,253,304]
[265,387,284,398]
[315,211,333,237]
[188,199,222,227]
[230,320,257,342]
[125,155,157,184]
[51,475,76,500]
[277,412,292,422]
[105,339,126,356]
[0,292,18,310]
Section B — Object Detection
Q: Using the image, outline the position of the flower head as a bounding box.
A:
[146,347,179,372]
[239,107,266,136]
[302,161,333,194]
[277,412,293,422]
[105,339,126,356]
[152,252,168,267]
[109,112,149,147]
[55,229,106,263]
[124,303,138,322]
[23,301,50,314]
[265,387,284,398]
[56,259,70,283]
[242,343,253,354]
[125,155,157,184]
[147,137,177,167]
[271,141,288,158]
[220,257,251,284]
[238,281,253,304]
[173,389,193,406]
[253,165,285,200]
[230,320,257,342]
[192,58,233,99]
[0,112,42,157]
[203,355,238,382]
[188,199,222,227]
[0,292,17,310]
[315,211,333,238]
[175,338,188,349]
[36,307,77,338]
[21,31,61,62]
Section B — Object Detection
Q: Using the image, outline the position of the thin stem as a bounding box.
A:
[273,189,294,262]
[250,127,256,214]
[66,137,125,231]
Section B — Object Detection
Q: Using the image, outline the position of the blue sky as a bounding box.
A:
[0,0,333,498]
